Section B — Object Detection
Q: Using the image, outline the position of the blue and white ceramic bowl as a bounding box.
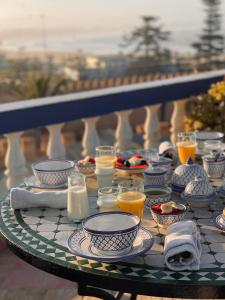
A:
[150,203,187,228]
[196,131,224,151]
[144,167,167,187]
[181,176,215,207]
[82,212,140,255]
[145,186,172,208]
[171,158,208,193]
[32,159,75,186]
[202,155,225,179]
[150,156,173,181]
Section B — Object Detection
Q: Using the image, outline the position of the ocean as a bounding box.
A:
[0,29,199,55]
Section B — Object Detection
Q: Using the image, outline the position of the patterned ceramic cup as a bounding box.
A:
[32,159,75,186]
[203,156,225,179]
[145,186,172,208]
[82,212,140,255]
[144,167,167,187]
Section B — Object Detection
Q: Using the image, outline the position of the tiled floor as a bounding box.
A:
[1,244,223,300]
[0,243,158,300]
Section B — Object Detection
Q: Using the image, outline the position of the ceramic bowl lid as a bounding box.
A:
[171,157,208,188]
[150,156,172,166]
[184,176,214,196]
[144,166,167,176]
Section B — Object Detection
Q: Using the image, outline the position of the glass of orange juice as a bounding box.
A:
[177,132,197,164]
[117,180,145,218]
[95,146,116,169]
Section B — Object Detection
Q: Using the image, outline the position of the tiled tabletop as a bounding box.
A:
[1,177,225,287]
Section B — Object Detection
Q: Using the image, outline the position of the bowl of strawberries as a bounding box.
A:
[150,201,187,228]
[76,156,96,175]
[115,154,149,173]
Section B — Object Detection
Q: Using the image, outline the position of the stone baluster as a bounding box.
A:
[82,117,100,157]
[46,123,66,159]
[171,99,187,145]
[144,104,161,149]
[4,132,27,188]
[115,110,133,152]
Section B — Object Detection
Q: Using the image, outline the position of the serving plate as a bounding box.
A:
[115,165,149,173]
[67,227,154,262]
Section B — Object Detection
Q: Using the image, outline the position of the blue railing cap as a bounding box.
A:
[0,69,224,135]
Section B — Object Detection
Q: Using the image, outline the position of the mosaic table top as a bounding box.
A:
[1,180,225,288]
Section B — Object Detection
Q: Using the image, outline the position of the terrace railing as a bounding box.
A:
[0,69,224,188]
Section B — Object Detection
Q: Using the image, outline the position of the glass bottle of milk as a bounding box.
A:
[67,173,90,223]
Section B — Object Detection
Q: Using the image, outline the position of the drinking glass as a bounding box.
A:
[95,146,116,168]
[204,140,221,153]
[97,187,118,212]
[117,180,145,218]
[67,173,90,222]
[176,132,197,164]
[95,146,116,188]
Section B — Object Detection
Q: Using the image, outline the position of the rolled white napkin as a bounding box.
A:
[164,220,202,271]
[10,188,68,209]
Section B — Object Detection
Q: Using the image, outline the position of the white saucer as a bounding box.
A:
[67,227,154,262]
[213,214,225,231]
[24,175,67,189]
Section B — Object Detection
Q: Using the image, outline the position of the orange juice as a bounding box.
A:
[177,141,196,164]
[95,155,116,167]
[117,191,146,218]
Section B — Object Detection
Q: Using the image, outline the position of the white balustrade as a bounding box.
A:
[4,131,27,188]
[82,117,100,157]
[144,104,161,149]
[46,123,66,159]
[171,99,187,145]
[115,110,133,151]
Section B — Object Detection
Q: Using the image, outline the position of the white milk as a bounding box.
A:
[95,155,116,188]
[67,186,90,222]
[95,166,115,188]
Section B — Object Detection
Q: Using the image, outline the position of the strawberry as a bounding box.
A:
[132,154,143,159]
[152,203,183,215]
[117,157,124,163]
[88,157,95,164]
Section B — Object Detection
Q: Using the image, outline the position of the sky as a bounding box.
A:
[0,0,225,54]
[0,0,207,31]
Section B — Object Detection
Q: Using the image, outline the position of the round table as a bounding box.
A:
[1,179,225,299]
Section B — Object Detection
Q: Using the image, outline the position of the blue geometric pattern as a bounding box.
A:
[84,228,139,251]
[184,177,214,196]
[172,163,208,190]
[33,168,74,186]
[203,160,225,179]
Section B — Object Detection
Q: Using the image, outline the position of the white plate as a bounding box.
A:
[24,175,67,189]
[67,227,154,262]
[196,131,224,141]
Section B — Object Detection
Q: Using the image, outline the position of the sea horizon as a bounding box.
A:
[0,28,204,56]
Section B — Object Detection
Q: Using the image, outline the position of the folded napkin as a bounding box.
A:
[10,188,68,209]
[164,220,202,271]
